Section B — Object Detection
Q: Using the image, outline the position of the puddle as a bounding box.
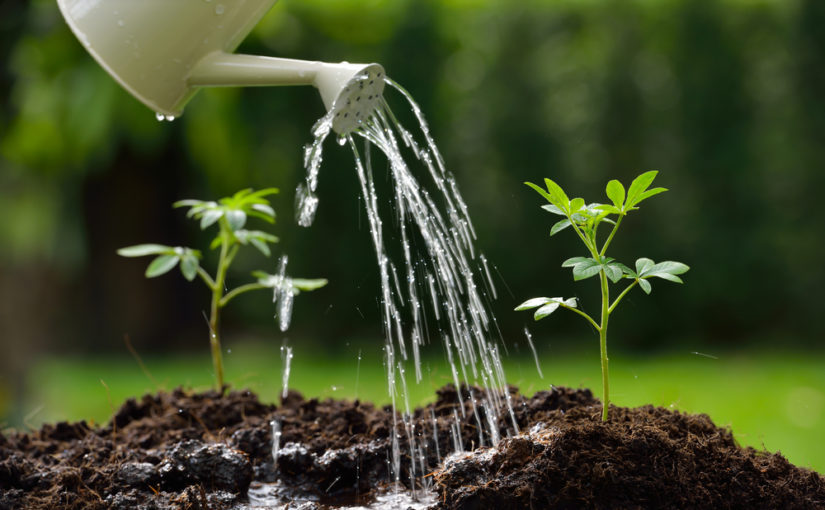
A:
[238,481,436,509]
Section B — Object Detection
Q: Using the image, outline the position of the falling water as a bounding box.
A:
[271,256,294,332]
[295,76,516,486]
[270,419,282,467]
[523,327,544,379]
[280,345,293,399]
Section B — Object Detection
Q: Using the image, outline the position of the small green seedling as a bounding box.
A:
[118,188,327,389]
[516,171,688,422]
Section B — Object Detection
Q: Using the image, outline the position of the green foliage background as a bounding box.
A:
[2,0,825,423]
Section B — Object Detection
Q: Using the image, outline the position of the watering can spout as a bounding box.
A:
[55,0,384,134]
[189,53,385,134]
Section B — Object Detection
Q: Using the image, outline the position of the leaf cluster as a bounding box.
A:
[175,187,281,256]
[118,189,280,280]
[516,171,689,321]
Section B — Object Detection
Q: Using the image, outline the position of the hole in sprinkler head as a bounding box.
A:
[356,96,361,102]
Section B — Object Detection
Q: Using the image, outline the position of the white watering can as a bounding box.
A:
[56,0,385,134]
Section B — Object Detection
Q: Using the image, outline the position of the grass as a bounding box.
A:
[17,339,825,474]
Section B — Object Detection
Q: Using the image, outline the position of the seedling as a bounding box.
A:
[118,188,327,389]
[516,171,688,421]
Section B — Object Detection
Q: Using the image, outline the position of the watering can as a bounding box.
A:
[56,0,385,134]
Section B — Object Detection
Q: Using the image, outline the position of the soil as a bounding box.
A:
[1,385,823,509]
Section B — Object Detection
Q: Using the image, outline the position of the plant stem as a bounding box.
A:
[220,282,269,308]
[197,267,216,289]
[208,231,232,390]
[562,304,601,331]
[609,279,639,314]
[599,214,624,257]
[599,271,610,422]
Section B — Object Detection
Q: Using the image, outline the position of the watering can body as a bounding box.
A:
[57,0,385,133]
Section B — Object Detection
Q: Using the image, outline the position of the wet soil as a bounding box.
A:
[1,385,823,509]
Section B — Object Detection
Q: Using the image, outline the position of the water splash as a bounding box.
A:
[296,76,517,485]
[270,419,282,467]
[295,115,333,227]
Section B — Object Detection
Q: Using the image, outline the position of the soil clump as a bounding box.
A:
[1,385,823,509]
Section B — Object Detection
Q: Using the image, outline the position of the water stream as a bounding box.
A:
[295,76,518,486]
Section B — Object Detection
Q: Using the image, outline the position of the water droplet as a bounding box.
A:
[215,4,225,15]
[165,115,175,122]
[337,135,347,146]
[155,112,165,122]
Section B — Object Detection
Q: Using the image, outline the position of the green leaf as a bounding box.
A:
[594,204,622,215]
[541,204,567,216]
[562,256,590,267]
[525,182,557,208]
[145,254,179,278]
[249,231,279,244]
[210,236,223,250]
[550,219,572,236]
[251,203,276,218]
[569,197,585,213]
[200,209,223,230]
[637,187,668,204]
[534,301,560,320]
[626,171,666,209]
[225,209,247,231]
[248,187,280,200]
[573,260,602,281]
[247,209,276,224]
[180,253,199,281]
[544,178,570,211]
[117,244,173,257]
[605,180,625,210]
[570,211,590,224]
[644,261,690,283]
[563,297,578,308]
[291,278,328,292]
[250,238,271,257]
[515,297,552,311]
[638,278,652,294]
[604,263,623,283]
[649,260,690,275]
[635,257,655,275]
[614,262,634,276]
[173,199,204,209]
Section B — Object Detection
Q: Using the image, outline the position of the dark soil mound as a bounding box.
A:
[0,386,822,509]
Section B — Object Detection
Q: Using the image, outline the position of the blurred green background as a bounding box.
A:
[1,0,824,472]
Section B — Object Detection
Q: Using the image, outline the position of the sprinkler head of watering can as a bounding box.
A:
[316,62,386,135]
[55,0,385,135]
